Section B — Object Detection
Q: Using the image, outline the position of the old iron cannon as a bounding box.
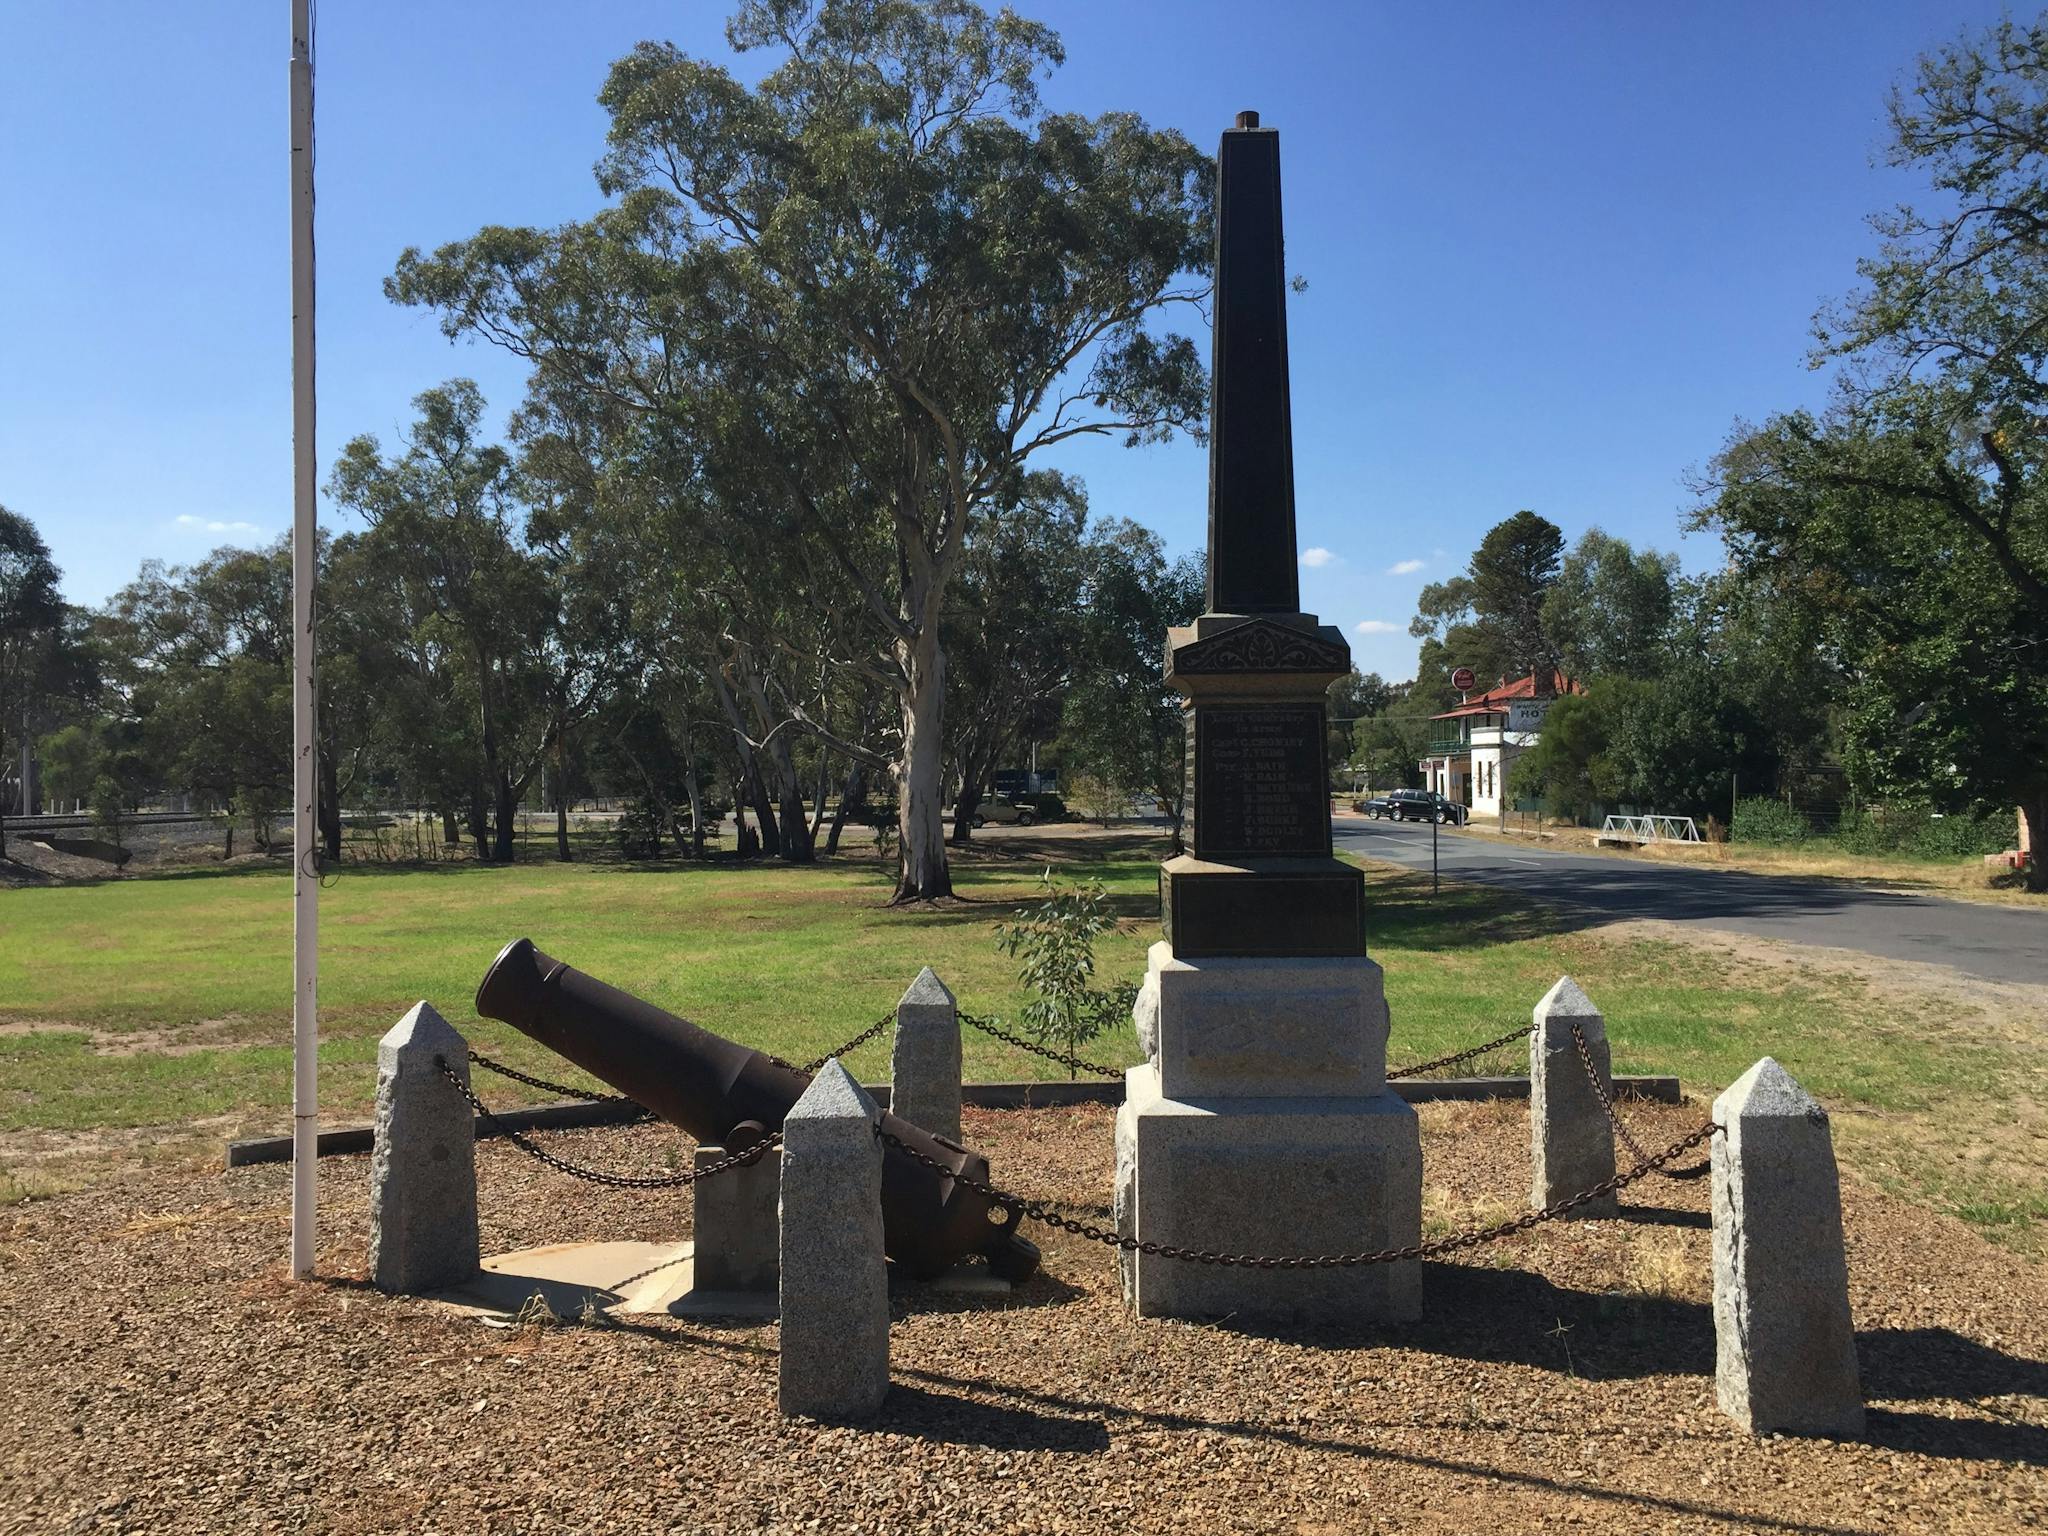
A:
[474,938,1040,1283]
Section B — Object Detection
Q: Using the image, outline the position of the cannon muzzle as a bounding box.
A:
[475,939,1040,1283]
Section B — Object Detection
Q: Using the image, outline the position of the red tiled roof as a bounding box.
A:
[1430,668,1581,720]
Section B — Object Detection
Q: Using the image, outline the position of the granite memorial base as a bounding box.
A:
[1115,1067,1421,1322]
[1114,945,1421,1323]
[1131,940,1387,1097]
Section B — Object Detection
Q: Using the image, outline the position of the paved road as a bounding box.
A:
[1333,818,2048,986]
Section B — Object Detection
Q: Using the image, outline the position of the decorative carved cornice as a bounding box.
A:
[1169,618,1349,676]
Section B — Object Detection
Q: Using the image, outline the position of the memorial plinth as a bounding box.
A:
[1115,111,1421,1324]
[1161,613,1363,959]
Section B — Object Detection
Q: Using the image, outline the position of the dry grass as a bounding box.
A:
[1619,1231,1701,1303]
[1458,822,2042,907]
[1421,1184,1521,1240]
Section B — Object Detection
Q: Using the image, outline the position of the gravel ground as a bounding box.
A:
[1,1099,2043,1535]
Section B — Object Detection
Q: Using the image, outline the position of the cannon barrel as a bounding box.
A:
[475,938,1040,1283]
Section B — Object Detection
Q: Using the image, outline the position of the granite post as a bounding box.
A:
[1529,976,1617,1218]
[693,1142,780,1294]
[1712,1057,1863,1437]
[889,966,961,1142]
[1114,110,1421,1323]
[368,1001,480,1293]
[778,1059,889,1419]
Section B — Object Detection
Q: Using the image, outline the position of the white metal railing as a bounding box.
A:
[1600,814,1702,844]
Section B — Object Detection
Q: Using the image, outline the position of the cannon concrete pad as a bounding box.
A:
[433,1241,778,1322]
[916,1262,1015,1297]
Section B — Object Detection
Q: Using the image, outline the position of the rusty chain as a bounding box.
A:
[958,1012,1128,1080]
[465,1053,654,1119]
[962,1010,1548,1086]
[1569,1018,1711,1181]
[766,1013,894,1076]
[1387,1024,1534,1080]
[877,1117,1720,1268]
[456,1003,1712,1216]
[436,1057,779,1189]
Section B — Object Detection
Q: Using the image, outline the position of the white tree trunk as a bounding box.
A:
[893,622,951,901]
[677,714,705,853]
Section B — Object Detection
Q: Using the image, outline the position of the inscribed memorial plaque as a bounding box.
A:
[1191,705,1329,859]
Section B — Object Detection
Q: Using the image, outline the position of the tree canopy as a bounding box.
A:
[1696,14,2048,870]
[1408,510,1565,706]
[387,0,1212,899]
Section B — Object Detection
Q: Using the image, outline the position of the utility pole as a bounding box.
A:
[289,0,320,1280]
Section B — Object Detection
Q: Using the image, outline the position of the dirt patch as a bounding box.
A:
[0,1102,2041,1533]
[0,1116,245,1174]
[0,855,56,887]
[0,1016,251,1057]
[0,819,292,881]
[0,840,112,882]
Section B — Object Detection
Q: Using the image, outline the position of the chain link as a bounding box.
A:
[1387,1024,1534,1080]
[466,1052,655,1119]
[766,1013,894,1076]
[958,1012,1126,1080]
[876,1117,1720,1268]
[1569,1018,1711,1181]
[438,1057,779,1189]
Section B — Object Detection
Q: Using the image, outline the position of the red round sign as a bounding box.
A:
[1451,666,1476,692]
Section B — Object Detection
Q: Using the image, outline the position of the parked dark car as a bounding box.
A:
[1375,789,1467,825]
[1355,795,1395,818]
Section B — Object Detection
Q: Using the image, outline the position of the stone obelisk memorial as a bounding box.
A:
[1114,111,1422,1322]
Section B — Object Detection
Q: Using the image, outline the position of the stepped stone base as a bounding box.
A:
[1133,941,1388,1098]
[1114,1062,1421,1324]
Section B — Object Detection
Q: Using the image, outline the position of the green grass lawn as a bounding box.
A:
[3,836,2042,1244]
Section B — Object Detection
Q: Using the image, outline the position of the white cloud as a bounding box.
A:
[1299,546,1337,568]
[1353,619,1400,635]
[176,515,263,535]
[1386,558,1424,576]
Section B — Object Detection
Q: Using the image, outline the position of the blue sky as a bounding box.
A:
[0,2,2006,680]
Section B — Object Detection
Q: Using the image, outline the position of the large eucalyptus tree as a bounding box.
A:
[388,0,1210,900]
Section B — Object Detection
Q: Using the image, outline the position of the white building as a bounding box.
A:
[1418,669,1579,822]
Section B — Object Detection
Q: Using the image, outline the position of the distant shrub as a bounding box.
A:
[1731,796,1808,846]
[615,796,669,859]
[1832,804,2015,860]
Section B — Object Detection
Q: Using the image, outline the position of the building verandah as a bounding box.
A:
[1418,669,1581,821]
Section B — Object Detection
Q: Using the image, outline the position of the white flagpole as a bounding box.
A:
[289,0,320,1279]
